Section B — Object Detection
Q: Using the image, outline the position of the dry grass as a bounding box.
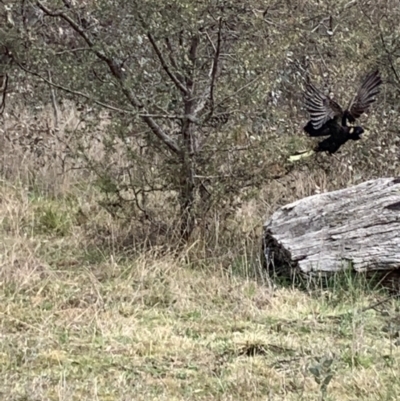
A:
[1,30,400,396]
[0,173,399,401]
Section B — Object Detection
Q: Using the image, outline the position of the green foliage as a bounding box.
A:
[1,0,400,245]
[33,204,72,237]
[308,355,335,400]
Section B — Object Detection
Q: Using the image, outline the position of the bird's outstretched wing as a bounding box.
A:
[346,70,382,122]
[304,83,343,130]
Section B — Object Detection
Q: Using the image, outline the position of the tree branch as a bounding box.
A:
[165,38,179,70]
[379,31,400,85]
[47,69,60,128]
[36,1,181,156]
[135,11,188,96]
[0,73,8,115]
[185,34,199,89]
[12,57,133,113]
[208,17,223,112]
[191,22,223,119]
[146,32,189,96]
[165,37,185,84]
[217,71,267,108]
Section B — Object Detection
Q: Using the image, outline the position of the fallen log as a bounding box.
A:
[263,177,400,287]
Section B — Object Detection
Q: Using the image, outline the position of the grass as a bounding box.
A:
[4,1,400,396]
[0,181,400,400]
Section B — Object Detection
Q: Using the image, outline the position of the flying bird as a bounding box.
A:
[303,70,382,154]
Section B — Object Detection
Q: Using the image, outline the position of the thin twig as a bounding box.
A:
[19,62,181,120]
[216,71,267,108]
[379,31,400,84]
[54,47,92,55]
[36,1,181,156]
[13,57,132,113]
[360,294,399,313]
[47,69,60,128]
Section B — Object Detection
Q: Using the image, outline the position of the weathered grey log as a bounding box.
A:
[263,177,400,280]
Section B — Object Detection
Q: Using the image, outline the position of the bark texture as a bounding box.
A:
[263,177,400,282]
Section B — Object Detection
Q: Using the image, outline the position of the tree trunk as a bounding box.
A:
[263,177,400,288]
[179,114,196,242]
[179,153,196,241]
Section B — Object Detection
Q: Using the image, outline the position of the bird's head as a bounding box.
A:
[349,126,364,139]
